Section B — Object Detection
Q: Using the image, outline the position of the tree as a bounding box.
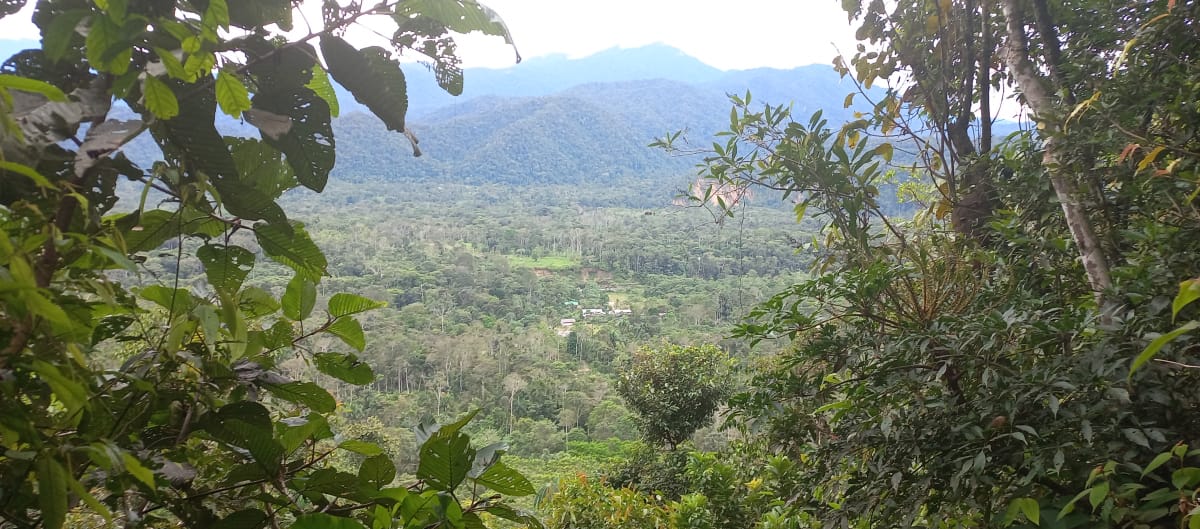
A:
[0,1,538,528]
[615,343,732,450]
[657,0,1200,527]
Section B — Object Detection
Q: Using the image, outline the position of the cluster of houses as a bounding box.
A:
[556,306,633,336]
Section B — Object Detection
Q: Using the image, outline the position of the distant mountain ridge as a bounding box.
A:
[336,47,863,185]
[0,39,865,186]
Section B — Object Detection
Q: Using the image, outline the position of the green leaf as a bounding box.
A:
[228,0,291,30]
[325,316,366,352]
[140,285,198,318]
[1089,480,1109,510]
[328,293,386,318]
[474,461,534,496]
[202,402,284,474]
[153,47,188,79]
[315,352,374,385]
[1173,279,1200,320]
[254,222,328,280]
[282,274,317,321]
[1142,451,1173,477]
[292,514,368,529]
[394,0,518,53]
[219,510,268,529]
[264,381,336,413]
[84,14,133,74]
[41,10,88,62]
[229,138,297,200]
[30,360,87,417]
[1130,320,1199,377]
[417,430,474,491]
[122,452,156,488]
[35,455,68,529]
[359,454,396,490]
[216,70,252,118]
[280,414,331,453]
[197,244,255,298]
[142,75,179,119]
[0,74,67,101]
[340,440,384,456]
[1011,497,1040,526]
[249,42,336,192]
[320,36,408,132]
[306,65,339,117]
[1173,467,1200,489]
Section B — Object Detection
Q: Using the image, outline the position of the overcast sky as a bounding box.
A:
[0,0,858,70]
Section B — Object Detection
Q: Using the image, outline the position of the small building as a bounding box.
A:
[560,318,576,327]
[581,308,605,318]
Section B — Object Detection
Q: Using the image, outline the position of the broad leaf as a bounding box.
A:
[263,381,336,413]
[281,274,317,321]
[142,75,178,119]
[340,440,384,456]
[473,461,534,496]
[215,70,251,118]
[328,293,386,318]
[315,352,374,385]
[325,316,365,351]
[417,430,474,491]
[197,244,254,298]
[35,455,68,529]
[254,221,328,280]
[201,402,284,474]
[320,36,408,132]
[358,454,396,490]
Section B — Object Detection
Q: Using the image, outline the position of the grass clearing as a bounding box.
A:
[508,254,578,270]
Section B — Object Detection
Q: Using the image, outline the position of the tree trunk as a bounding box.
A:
[999,0,1113,305]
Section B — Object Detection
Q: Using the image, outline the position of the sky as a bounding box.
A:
[0,0,859,71]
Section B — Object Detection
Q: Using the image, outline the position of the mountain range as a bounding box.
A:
[0,39,865,185]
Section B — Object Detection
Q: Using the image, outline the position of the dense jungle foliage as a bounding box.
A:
[2,0,1200,529]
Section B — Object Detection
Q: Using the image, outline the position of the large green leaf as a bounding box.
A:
[328,293,387,318]
[152,80,286,224]
[263,381,336,413]
[254,221,327,280]
[319,36,407,132]
[358,453,396,490]
[251,84,334,192]
[215,70,251,118]
[315,352,374,385]
[201,402,284,474]
[306,65,339,117]
[417,430,474,491]
[35,455,68,529]
[229,138,297,200]
[473,461,534,496]
[281,274,317,321]
[218,510,268,529]
[197,244,254,298]
[325,316,365,352]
